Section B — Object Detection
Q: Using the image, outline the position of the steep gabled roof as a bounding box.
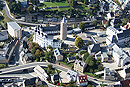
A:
[88,43,100,52]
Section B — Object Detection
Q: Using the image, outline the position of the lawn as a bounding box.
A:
[1,9,12,29]
[44,1,69,7]
[76,3,90,10]
[45,7,70,11]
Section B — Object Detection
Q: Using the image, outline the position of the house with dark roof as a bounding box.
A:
[120,79,130,87]
[0,31,8,41]
[88,43,100,56]
[36,24,73,35]
[67,56,75,63]
[112,44,130,67]
[77,75,88,86]
[110,18,122,27]
[66,70,78,81]
[51,73,59,84]
[74,60,87,73]
[23,77,36,87]
[22,53,33,64]
[54,48,63,61]
[104,68,118,80]
[16,0,28,11]
[106,29,130,45]
[119,67,130,79]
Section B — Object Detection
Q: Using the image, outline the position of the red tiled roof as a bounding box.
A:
[120,79,130,87]
[78,75,88,83]
[102,20,108,24]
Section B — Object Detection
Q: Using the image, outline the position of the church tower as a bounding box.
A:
[60,17,67,40]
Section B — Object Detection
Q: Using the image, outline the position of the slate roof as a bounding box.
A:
[117,29,130,40]
[36,25,72,32]
[125,68,130,78]
[53,39,62,43]
[0,31,8,37]
[74,59,87,67]
[54,48,63,58]
[53,73,59,81]
[24,77,36,86]
[88,43,100,53]
[111,35,118,43]
[67,56,75,61]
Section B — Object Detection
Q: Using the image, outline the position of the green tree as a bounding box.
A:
[79,50,86,55]
[68,0,77,8]
[79,22,85,32]
[29,0,36,4]
[46,23,50,26]
[75,55,79,59]
[87,41,90,46]
[35,49,41,57]
[48,64,53,70]
[28,5,33,13]
[93,20,98,27]
[121,18,127,26]
[114,23,120,28]
[75,36,84,48]
[98,64,103,71]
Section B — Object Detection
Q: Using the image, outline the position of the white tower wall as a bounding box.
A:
[60,17,67,40]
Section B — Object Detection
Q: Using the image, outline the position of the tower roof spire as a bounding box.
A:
[61,17,67,23]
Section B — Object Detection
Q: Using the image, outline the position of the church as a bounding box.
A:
[33,17,68,48]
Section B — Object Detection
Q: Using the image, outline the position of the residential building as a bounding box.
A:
[110,18,122,27]
[60,17,67,40]
[66,70,78,81]
[34,65,49,80]
[37,16,43,22]
[23,77,36,87]
[33,28,62,48]
[101,52,109,62]
[51,73,59,84]
[0,31,8,41]
[16,0,28,5]
[7,22,22,39]
[54,48,63,61]
[120,79,129,87]
[25,15,32,22]
[77,75,88,86]
[119,67,130,79]
[22,53,33,64]
[89,0,99,4]
[122,0,130,10]
[16,0,28,11]
[39,0,50,3]
[106,26,122,36]
[112,44,130,67]
[118,0,123,4]
[74,59,87,73]
[106,28,130,45]
[104,68,118,80]
[88,43,100,56]
[0,44,9,63]
[67,56,75,63]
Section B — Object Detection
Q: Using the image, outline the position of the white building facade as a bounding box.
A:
[33,27,62,48]
[60,17,67,40]
[7,22,22,39]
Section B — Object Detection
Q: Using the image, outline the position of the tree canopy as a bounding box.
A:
[79,22,85,32]
[75,36,84,48]
[28,5,33,13]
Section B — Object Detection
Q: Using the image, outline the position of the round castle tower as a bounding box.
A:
[60,17,67,40]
